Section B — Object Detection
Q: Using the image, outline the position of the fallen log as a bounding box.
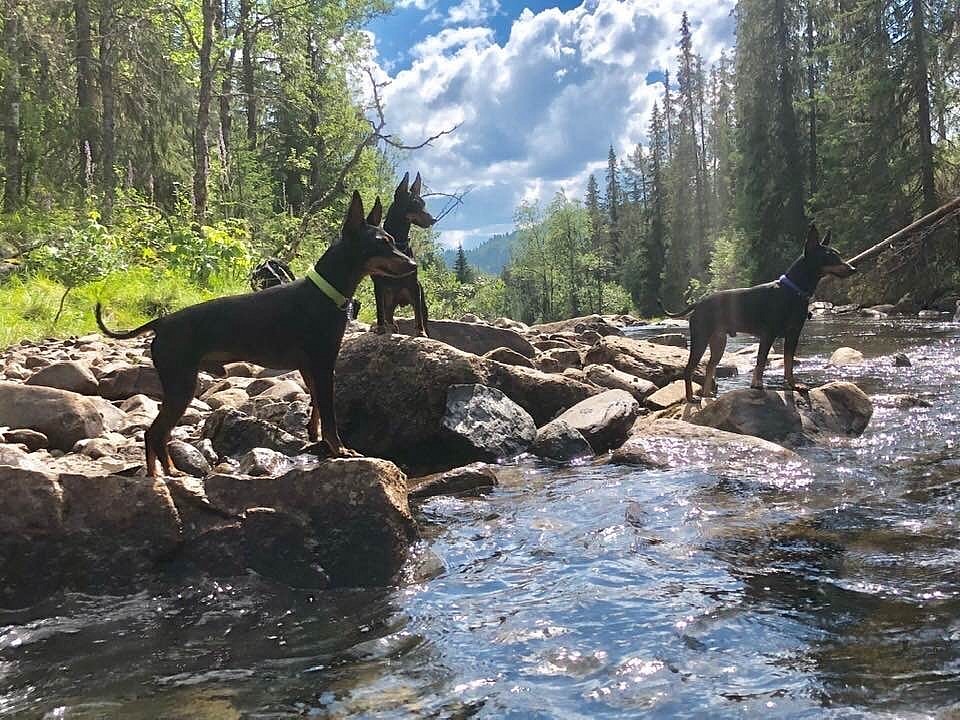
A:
[846,195,960,266]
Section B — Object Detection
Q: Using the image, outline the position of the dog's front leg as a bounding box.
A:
[311,362,361,458]
[751,335,775,390]
[373,281,388,335]
[783,333,808,392]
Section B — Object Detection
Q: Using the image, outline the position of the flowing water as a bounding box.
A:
[3,317,960,719]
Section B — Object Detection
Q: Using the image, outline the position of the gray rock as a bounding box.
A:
[0,444,46,470]
[645,380,700,410]
[530,419,594,462]
[483,346,536,369]
[25,361,99,395]
[98,365,164,400]
[238,447,294,477]
[893,353,912,367]
[397,318,537,358]
[168,440,213,477]
[647,333,688,348]
[546,389,640,452]
[584,363,657,401]
[0,381,104,451]
[829,347,864,366]
[407,462,499,499]
[204,387,251,410]
[202,407,304,459]
[441,384,537,461]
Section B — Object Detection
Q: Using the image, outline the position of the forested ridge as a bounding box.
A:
[0,0,958,341]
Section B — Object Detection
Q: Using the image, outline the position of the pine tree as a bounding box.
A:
[454,244,474,284]
[604,145,623,267]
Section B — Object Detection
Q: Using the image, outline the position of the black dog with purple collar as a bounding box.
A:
[660,223,857,403]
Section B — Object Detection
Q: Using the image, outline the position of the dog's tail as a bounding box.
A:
[657,298,697,318]
[95,302,159,339]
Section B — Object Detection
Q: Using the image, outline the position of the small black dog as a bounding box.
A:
[661,224,857,403]
[373,172,435,336]
[95,192,415,476]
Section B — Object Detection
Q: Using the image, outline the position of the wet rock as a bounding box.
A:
[335,334,597,471]
[611,418,805,476]
[483,347,536,369]
[2,428,49,451]
[407,462,499,500]
[544,389,640,453]
[203,458,416,586]
[0,381,105,451]
[531,314,624,338]
[583,364,657,401]
[892,394,932,409]
[583,335,693,387]
[397,318,536,358]
[645,380,700,410]
[25,361,99,395]
[829,347,864,366]
[647,333,687,348]
[201,408,304,458]
[241,508,329,588]
[918,309,944,320]
[98,364,164,400]
[168,440,213,477]
[530,420,594,462]
[440,384,536,462]
[690,381,873,444]
[893,353,912,367]
[238,447,294,476]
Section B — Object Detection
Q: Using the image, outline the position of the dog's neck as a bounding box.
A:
[782,255,824,298]
[384,201,413,253]
[311,239,363,302]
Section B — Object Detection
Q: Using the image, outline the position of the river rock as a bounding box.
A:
[893,353,912,367]
[0,381,105,451]
[334,334,597,471]
[2,428,49,451]
[397,318,536,358]
[690,382,873,445]
[543,389,640,453]
[611,418,806,478]
[168,440,213,477]
[25,361,99,395]
[484,347,536,369]
[238,447,294,476]
[531,314,624,338]
[536,347,582,373]
[204,387,251,410]
[530,419,594,462]
[0,444,46,470]
[203,458,416,586]
[583,336,693,387]
[440,384,536,462]
[98,364,164,400]
[407,462,499,500]
[645,380,700,410]
[647,333,687,348]
[201,407,304,458]
[829,347,864,366]
[583,364,657,401]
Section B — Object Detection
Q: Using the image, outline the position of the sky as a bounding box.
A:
[367,0,736,250]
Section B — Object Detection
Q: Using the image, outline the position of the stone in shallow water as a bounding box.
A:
[441,384,537,461]
[407,462,499,500]
[544,389,640,453]
[530,420,594,462]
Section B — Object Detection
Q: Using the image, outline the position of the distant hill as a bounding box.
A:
[442,231,517,276]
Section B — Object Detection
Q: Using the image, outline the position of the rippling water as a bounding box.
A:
[3,317,960,719]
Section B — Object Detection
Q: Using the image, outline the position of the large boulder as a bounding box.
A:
[397,318,536,358]
[203,458,416,586]
[583,363,657,401]
[0,381,104,451]
[440,384,536,462]
[541,389,640,453]
[201,407,305,458]
[335,334,597,471]
[531,314,624,338]
[690,382,873,445]
[611,418,807,478]
[25,360,99,395]
[583,336,694,387]
[408,462,499,500]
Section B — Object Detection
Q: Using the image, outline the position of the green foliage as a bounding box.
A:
[707,230,750,292]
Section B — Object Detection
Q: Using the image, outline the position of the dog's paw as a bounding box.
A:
[374,325,387,335]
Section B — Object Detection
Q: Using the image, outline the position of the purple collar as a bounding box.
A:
[778,274,812,301]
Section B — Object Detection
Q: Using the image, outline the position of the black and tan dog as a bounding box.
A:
[661,224,857,403]
[95,191,415,477]
[373,172,435,336]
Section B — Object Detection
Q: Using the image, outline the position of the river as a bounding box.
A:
[2,317,959,718]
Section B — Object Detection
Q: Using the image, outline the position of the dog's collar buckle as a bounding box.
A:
[778,274,811,301]
[306,267,352,311]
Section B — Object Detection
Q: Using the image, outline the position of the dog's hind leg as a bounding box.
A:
[145,368,197,477]
[300,369,320,442]
[751,334,775,390]
[373,280,388,335]
[684,321,710,403]
[414,282,429,338]
[783,331,807,392]
[307,361,360,458]
[703,332,727,398]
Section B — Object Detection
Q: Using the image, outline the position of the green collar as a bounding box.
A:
[305,267,349,310]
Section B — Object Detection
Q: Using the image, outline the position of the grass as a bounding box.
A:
[0,268,247,349]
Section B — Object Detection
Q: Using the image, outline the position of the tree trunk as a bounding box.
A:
[2,0,21,212]
[193,0,216,221]
[217,0,234,211]
[806,0,818,196]
[910,0,936,213]
[240,0,255,145]
[75,0,96,191]
[99,0,115,221]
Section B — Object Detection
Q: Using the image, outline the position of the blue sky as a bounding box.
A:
[367,0,736,249]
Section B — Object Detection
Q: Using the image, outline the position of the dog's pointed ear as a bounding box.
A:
[411,172,422,197]
[804,222,820,254]
[821,228,832,246]
[343,190,365,234]
[366,196,383,226]
[395,172,410,200]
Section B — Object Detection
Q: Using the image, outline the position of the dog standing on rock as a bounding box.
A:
[661,224,857,403]
[373,172,435,336]
[95,191,416,477]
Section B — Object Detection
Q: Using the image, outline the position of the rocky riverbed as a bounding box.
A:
[0,313,874,606]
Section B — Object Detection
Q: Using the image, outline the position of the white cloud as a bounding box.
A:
[374,0,735,248]
[444,0,501,26]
